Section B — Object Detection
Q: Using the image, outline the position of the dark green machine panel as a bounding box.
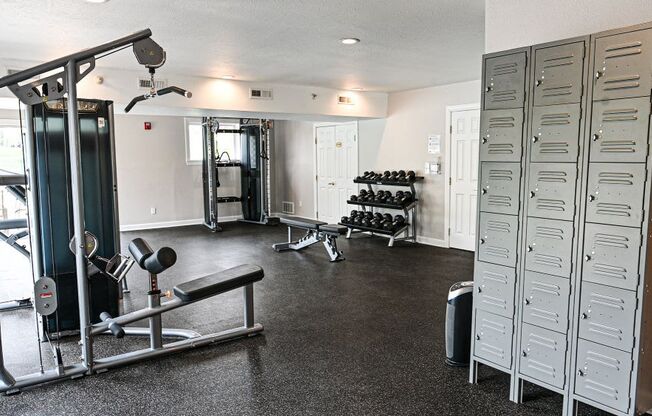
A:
[32,100,119,334]
[240,125,262,222]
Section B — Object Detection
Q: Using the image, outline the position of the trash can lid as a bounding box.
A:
[448,281,473,300]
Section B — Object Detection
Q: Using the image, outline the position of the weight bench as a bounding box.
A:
[272,217,346,262]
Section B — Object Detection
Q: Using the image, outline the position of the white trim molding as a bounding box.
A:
[416,235,449,248]
[444,103,480,249]
[120,215,242,232]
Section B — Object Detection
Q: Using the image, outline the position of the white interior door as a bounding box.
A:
[316,123,358,224]
[449,109,480,251]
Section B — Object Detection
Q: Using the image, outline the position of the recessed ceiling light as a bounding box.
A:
[351,87,364,91]
[221,75,235,80]
[340,38,360,45]
[85,0,109,3]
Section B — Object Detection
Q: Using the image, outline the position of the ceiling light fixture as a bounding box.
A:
[340,38,360,45]
[85,0,110,3]
[221,75,235,80]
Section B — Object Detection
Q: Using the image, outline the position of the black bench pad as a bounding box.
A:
[173,264,264,302]
[320,224,347,235]
[280,216,326,230]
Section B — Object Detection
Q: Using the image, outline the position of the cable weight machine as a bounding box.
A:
[202,118,279,231]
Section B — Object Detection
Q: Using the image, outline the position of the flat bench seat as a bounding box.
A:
[173,264,264,302]
[280,216,326,230]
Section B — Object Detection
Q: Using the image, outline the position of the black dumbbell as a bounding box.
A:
[404,191,413,201]
[361,218,371,227]
[374,213,384,221]
[341,216,350,224]
[383,221,394,231]
[385,196,396,205]
[353,216,362,226]
[383,170,391,178]
[350,194,358,201]
[383,213,393,223]
[394,215,406,225]
[359,189,368,197]
[370,219,380,228]
[396,190,405,199]
[366,190,375,201]
[350,210,359,218]
[398,170,406,178]
[364,211,374,220]
[406,170,416,181]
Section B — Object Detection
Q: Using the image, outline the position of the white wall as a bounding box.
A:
[485,0,652,52]
[273,80,482,243]
[114,114,241,229]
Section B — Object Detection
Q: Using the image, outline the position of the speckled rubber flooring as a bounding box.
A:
[0,223,609,415]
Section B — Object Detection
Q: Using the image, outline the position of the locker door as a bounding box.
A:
[480,162,521,216]
[527,163,578,221]
[520,323,567,389]
[525,218,574,278]
[589,97,650,163]
[484,52,527,110]
[522,271,570,333]
[578,282,637,352]
[474,262,516,318]
[474,309,513,369]
[534,42,585,106]
[586,163,646,228]
[530,104,582,163]
[478,212,519,267]
[594,29,652,101]
[575,339,632,413]
[480,109,524,162]
[583,223,642,291]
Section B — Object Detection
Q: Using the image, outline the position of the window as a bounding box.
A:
[185,118,241,165]
[0,122,24,173]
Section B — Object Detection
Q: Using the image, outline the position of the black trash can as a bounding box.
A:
[445,281,473,367]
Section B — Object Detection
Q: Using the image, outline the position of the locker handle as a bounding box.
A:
[581,312,588,319]
[477,287,482,293]
[532,136,539,143]
[476,335,481,340]
[522,350,528,357]
[577,369,584,376]
[527,245,533,252]
[524,299,530,305]
[588,195,595,202]
[584,255,591,261]
[481,188,487,195]
[479,238,486,245]
[595,70,604,79]
[529,191,535,198]
[485,86,492,92]
[481,137,487,144]
[592,133,600,142]
[535,79,542,87]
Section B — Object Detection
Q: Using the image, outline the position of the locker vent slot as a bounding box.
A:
[488,169,514,180]
[604,41,642,58]
[487,196,512,207]
[491,62,518,76]
[595,203,632,217]
[542,53,575,68]
[485,247,509,258]
[597,171,634,185]
[534,226,565,240]
[487,143,515,155]
[530,307,560,324]
[492,90,518,103]
[537,170,568,183]
[539,142,569,154]
[487,220,512,233]
[540,112,572,125]
[487,116,516,128]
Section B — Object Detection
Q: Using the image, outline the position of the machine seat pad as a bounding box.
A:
[173,264,264,302]
[320,224,347,235]
[280,216,327,230]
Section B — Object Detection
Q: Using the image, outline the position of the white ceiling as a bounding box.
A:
[0,0,484,92]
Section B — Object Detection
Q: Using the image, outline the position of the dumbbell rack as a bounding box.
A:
[341,176,423,247]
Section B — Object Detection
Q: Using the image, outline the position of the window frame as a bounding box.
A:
[184,117,204,166]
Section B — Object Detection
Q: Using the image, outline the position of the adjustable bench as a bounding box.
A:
[272,217,347,262]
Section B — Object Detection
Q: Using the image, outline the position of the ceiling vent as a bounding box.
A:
[249,88,273,100]
[337,95,354,105]
[138,77,167,90]
[281,201,295,214]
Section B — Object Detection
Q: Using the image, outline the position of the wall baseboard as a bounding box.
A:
[416,235,449,248]
[120,215,242,232]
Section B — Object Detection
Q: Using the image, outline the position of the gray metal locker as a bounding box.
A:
[586,162,646,228]
[480,162,521,215]
[522,270,570,333]
[593,29,652,101]
[589,97,651,163]
[527,163,578,221]
[575,339,633,413]
[577,282,637,352]
[582,223,642,291]
[478,212,519,267]
[480,109,524,162]
[474,309,514,370]
[475,262,516,318]
[525,217,575,278]
[484,52,527,110]
[531,104,582,163]
[534,42,585,106]
[520,323,567,389]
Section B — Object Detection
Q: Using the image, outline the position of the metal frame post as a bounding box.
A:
[244,284,254,328]
[65,60,93,370]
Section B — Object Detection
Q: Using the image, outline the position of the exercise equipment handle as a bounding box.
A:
[128,238,177,274]
[100,312,125,338]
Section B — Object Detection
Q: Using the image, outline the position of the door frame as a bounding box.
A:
[313,121,359,220]
[444,103,481,248]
